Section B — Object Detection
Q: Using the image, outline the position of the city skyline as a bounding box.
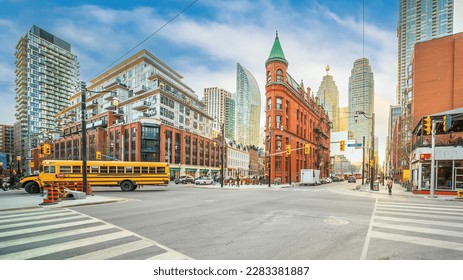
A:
[0,0,402,163]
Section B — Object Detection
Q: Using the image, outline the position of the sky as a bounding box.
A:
[0,0,399,164]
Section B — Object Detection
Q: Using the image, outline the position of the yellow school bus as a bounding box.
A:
[20,160,170,193]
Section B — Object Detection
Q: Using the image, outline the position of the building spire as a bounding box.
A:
[266,31,288,66]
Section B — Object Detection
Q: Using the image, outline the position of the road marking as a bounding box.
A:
[360,197,378,260]
[374,215,463,228]
[370,231,463,251]
[0,208,193,260]
[372,222,462,237]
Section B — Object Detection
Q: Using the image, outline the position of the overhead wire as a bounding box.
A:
[88,0,199,83]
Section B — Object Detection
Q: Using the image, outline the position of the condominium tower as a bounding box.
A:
[348,58,374,146]
[397,0,463,106]
[14,25,79,160]
[203,87,235,140]
[235,63,261,147]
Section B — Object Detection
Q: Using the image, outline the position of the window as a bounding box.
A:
[134,167,141,173]
[276,69,283,82]
[72,166,81,174]
[267,98,271,111]
[44,166,56,174]
[126,166,133,173]
[276,98,283,110]
[109,166,116,173]
[100,166,108,173]
[267,71,271,83]
[276,115,282,127]
[157,167,165,174]
[149,167,156,173]
[59,166,71,173]
[117,167,124,173]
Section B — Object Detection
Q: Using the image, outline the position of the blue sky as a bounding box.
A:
[0,0,399,163]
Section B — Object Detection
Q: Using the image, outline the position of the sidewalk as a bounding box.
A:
[353,182,461,201]
[0,189,125,211]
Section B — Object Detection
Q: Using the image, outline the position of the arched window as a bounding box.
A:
[276,69,283,82]
[267,71,272,83]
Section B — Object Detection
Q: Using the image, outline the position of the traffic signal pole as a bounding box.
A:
[81,82,87,195]
[429,121,437,198]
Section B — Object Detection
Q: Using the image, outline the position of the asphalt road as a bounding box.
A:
[1,181,462,260]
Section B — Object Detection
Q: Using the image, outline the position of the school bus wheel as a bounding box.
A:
[120,180,135,192]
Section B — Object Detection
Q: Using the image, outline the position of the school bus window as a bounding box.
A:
[142,167,148,173]
[60,166,72,173]
[117,166,124,173]
[157,167,165,174]
[134,167,140,173]
[87,166,91,173]
[92,166,99,173]
[126,166,132,173]
[109,166,116,173]
[72,166,81,173]
[100,166,108,173]
[149,167,155,173]
[44,166,56,174]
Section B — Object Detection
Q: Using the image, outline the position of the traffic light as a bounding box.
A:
[96,151,102,160]
[40,145,45,155]
[443,115,452,133]
[304,143,310,154]
[340,140,345,152]
[286,145,291,155]
[43,144,51,155]
[424,116,432,135]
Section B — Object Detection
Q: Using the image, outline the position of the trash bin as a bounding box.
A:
[274,178,279,185]
[373,181,379,191]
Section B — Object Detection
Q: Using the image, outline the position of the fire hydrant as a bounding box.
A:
[457,190,463,199]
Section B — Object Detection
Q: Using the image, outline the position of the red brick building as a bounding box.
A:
[265,33,331,184]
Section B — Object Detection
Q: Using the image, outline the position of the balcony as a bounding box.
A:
[104,102,116,111]
[104,91,118,101]
[87,99,98,109]
[132,100,151,111]
[134,85,148,95]
[113,108,124,117]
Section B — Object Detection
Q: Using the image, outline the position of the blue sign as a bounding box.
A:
[347,143,363,147]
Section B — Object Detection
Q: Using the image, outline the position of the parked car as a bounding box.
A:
[175,175,195,184]
[195,176,214,185]
[325,177,332,183]
[348,177,357,183]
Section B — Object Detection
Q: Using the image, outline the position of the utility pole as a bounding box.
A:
[80,81,87,195]
[362,136,365,185]
[370,113,375,191]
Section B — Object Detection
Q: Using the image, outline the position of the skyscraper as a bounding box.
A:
[397,0,463,106]
[203,87,235,140]
[14,25,79,160]
[348,57,374,145]
[317,65,340,132]
[235,63,261,146]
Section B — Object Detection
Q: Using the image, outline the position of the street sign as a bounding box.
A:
[347,143,362,147]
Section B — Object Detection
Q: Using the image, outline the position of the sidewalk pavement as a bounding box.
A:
[0,189,126,211]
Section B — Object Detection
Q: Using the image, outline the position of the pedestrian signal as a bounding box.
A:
[340,140,345,152]
[304,143,310,154]
[96,151,102,160]
[286,145,291,155]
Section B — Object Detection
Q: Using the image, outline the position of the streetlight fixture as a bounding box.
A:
[355,111,375,190]
[16,155,21,175]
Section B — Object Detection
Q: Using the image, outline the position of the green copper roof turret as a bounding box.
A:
[266,31,288,66]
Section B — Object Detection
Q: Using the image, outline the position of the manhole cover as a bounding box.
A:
[323,216,349,225]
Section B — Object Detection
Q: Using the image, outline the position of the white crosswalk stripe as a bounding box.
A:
[365,200,463,256]
[0,208,192,260]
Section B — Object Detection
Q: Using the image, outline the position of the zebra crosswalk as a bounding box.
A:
[362,199,463,259]
[0,208,192,260]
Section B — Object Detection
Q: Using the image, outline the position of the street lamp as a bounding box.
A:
[356,111,375,190]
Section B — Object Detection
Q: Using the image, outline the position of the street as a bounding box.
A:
[1,181,462,260]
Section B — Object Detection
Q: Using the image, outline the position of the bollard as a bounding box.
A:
[40,183,57,205]
[457,190,462,199]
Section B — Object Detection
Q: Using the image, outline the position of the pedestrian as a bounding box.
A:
[1,175,7,191]
[236,175,240,187]
[387,178,393,195]
[14,172,21,189]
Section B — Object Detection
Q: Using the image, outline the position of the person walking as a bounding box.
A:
[387,178,393,195]
[236,175,240,188]
[1,175,7,191]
